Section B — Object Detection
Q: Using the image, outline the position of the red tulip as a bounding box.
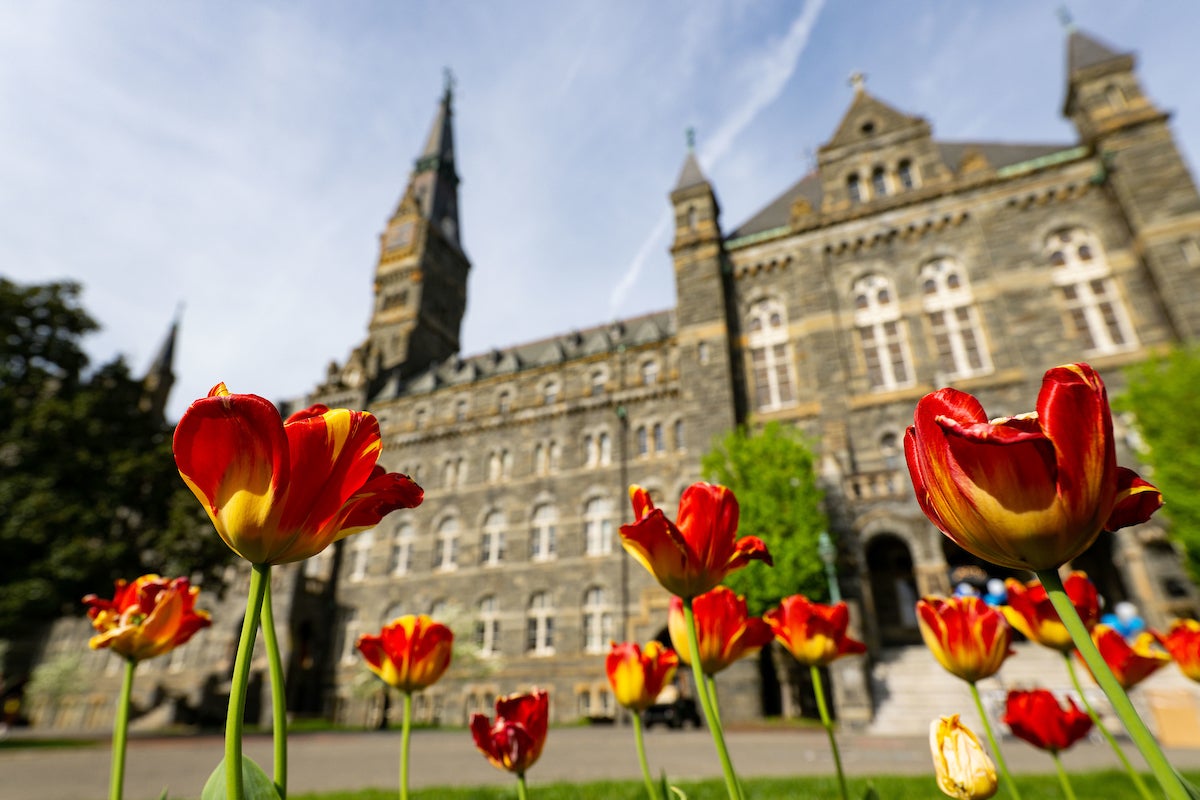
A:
[173,383,423,565]
[84,575,211,662]
[1003,689,1092,753]
[605,641,679,712]
[1001,572,1099,654]
[357,615,454,693]
[668,587,774,675]
[1162,619,1200,683]
[904,363,1161,571]
[619,482,772,599]
[764,594,867,668]
[917,596,1013,683]
[1081,624,1169,690]
[470,690,549,776]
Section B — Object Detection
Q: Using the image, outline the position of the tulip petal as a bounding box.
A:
[1105,468,1163,531]
[619,511,691,595]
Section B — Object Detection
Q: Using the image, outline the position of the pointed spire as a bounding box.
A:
[674,127,708,191]
[409,70,462,248]
[1066,27,1126,75]
[140,305,181,419]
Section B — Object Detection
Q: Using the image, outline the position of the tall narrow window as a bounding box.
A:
[582,587,613,654]
[583,434,596,467]
[487,451,502,483]
[591,371,606,397]
[390,523,414,576]
[746,299,797,411]
[641,360,659,386]
[871,166,888,198]
[543,382,559,405]
[349,530,374,582]
[534,443,546,475]
[526,592,555,655]
[434,517,459,571]
[584,497,614,556]
[920,258,992,380]
[340,609,360,664]
[530,504,557,561]
[480,511,505,566]
[475,596,500,656]
[454,398,468,422]
[498,390,512,414]
[847,173,863,204]
[897,159,916,190]
[652,423,665,453]
[674,419,685,450]
[548,441,561,473]
[636,426,648,457]
[853,274,914,390]
[1046,228,1136,354]
[598,432,612,465]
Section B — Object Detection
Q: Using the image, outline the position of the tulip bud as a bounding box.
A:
[930,715,999,800]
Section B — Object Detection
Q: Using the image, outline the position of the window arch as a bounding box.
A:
[390,523,415,576]
[590,370,606,397]
[641,360,660,387]
[1045,228,1136,354]
[879,432,902,471]
[598,431,612,465]
[584,497,614,556]
[652,422,665,453]
[543,381,559,405]
[475,596,500,656]
[497,389,513,414]
[527,592,555,655]
[871,166,888,198]
[530,504,557,561]
[487,450,502,483]
[582,587,613,654]
[583,434,596,467]
[852,274,914,390]
[847,173,864,204]
[673,419,685,450]
[434,517,459,571]
[635,426,648,457]
[480,510,505,566]
[897,159,916,190]
[746,299,797,411]
[919,257,992,379]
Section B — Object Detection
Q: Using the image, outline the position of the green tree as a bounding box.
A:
[0,277,231,642]
[1120,345,1200,579]
[700,421,828,615]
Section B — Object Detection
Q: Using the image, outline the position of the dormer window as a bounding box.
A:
[897,159,916,190]
[847,173,864,204]
[871,167,888,198]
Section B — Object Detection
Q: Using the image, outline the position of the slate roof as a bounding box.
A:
[674,152,708,192]
[1067,29,1126,75]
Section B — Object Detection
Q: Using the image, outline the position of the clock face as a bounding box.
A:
[386,221,414,250]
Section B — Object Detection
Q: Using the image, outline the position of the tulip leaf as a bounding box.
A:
[860,784,880,800]
[158,791,170,800]
[658,770,687,799]
[200,757,281,800]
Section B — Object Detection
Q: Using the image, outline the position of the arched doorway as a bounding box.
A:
[866,534,921,646]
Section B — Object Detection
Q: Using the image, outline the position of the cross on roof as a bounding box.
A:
[848,71,867,94]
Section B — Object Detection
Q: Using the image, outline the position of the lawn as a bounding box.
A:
[289,771,1200,799]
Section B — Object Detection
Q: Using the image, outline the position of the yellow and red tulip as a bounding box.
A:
[668,587,774,676]
[173,383,423,565]
[904,363,1161,571]
[764,593,867,668]
[83,575,211,662]
[1001,572,1099,654]
[930,714,999,800]
[606,641,679,712]
[470,690,549,776]
[1081,623,1170,690]
[917,596,1013,684]
[1162,619,1200,682]
[357,615,454,693]
[619,482,772,600]
[1003,689,1093,753]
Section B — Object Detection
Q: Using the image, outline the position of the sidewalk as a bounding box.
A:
[5,725,1200,800]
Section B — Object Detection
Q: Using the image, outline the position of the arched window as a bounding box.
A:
[852,274,914,390]
[487,451,502,483]
[897,159,916,190]
[598,432,612,465]
[653,423,665,453]
[442,459,456,488]
[548,440,561,472]
[501,449,513,479]
[1046,228,1136,354]
[543,381,559,405]
[454,398,468,422]
[686,205,698,230]
[414,408,427,430]
[340,609,360,664]
[871,166,888,198]
[475,596,500,656]
[919,258,992,379]
[434,517,459,571]
[530,504,557,561]
[582,587,613,654]
[583,434,596,467]
[641,360,659,386]
[584,497,614,556]
[635,426,648,457]
[349,529,375,582]
[390,523,414,576]
[746,299,797,411]
[590,371,606,397]
[673,419,685,450]
[879,432,902,471]
[526,592,555,655]
[847,173,863,204]
[480,511,505,566]
[497,390,513,414]
[534,443,546,475]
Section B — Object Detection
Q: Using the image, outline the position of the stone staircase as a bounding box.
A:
[866,642,1200,741]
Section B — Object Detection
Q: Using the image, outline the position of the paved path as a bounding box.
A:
[6,726,1200,799]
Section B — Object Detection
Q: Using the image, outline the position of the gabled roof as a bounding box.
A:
[1067,29,1126,75]
[823,90,923,151]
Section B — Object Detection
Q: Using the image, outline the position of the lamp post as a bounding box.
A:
[817,530,841,604]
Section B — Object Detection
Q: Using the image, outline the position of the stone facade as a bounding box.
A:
[24,28,1200,732]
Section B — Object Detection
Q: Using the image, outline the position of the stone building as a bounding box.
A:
[25,25,1200,734]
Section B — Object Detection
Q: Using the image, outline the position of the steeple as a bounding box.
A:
[408,68,462,249]
[670,128,721,251]
[1061,24,1158,145]
[673,127,707,192]
[140,306,180,419]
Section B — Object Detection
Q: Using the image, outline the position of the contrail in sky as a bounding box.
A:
[608,0,827,315]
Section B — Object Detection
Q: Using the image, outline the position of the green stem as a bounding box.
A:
[684,598,743,800]
[1038,567,1190,800]
[632,711,662,800]
[1063,653,1154,800]
[226,563,269,800]
[108,658,136,800]
[261,566,287,799]
[516,772,529,800]
[810,665,848,800]
[401,691,412,800]
[704,674,722,730]
[969,681,1022,800]
[1051,751,1078,800]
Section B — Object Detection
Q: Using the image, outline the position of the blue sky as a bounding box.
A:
[3,1,1197,419]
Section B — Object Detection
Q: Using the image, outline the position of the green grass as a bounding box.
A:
[287,771,1200,799]
[0,736,100,750]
